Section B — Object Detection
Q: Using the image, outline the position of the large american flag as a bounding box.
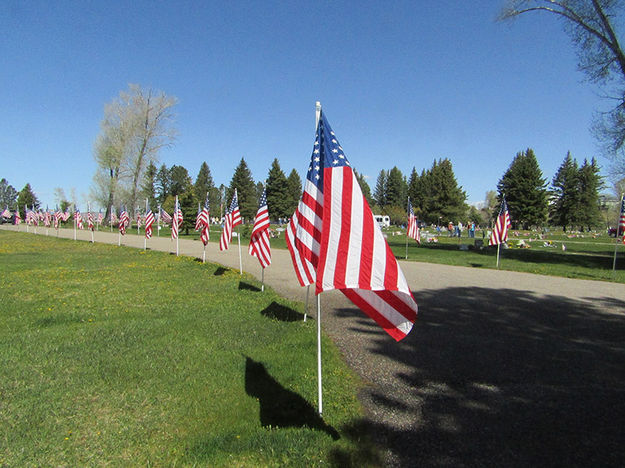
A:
[220,189,241,251]
[196,193,211,246]
[171,196,183,240]
[489,197,511,246]
[619,194,625,244]
[75,208,84,230]
[407,198,420,244]
[249,187,271,268]
[145,205,155,239]
[119,206,130,235]
[286,109,417,341]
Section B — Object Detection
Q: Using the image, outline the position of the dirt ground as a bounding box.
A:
[8,226,625,466]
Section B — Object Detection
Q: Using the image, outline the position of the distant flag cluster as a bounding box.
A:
[286,109,417,341]
[75,208,84,230]
[220,189,241,251]
[407,198,420,244]
[249,187,271,268]
[489,197,512,246]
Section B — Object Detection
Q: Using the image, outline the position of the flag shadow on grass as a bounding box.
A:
[260,301,305,322]
[244,356,339,440]
[213,266,228,276]
[329,287,625,467]
[239,281,261,292]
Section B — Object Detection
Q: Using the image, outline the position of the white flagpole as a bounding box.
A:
[73,206,76,241]
[612,193,623,273]
[496,243,501,268]
[203,244,206,263]
[110,206,113,233]
[304,285,309,322]
[176,196,180,257]
[137,207,140,236]
[157,205,161,237]
[237,225,242,274]
[406,197,409,259]
[89,202,94,243]
[317,293,323,415]
[144,199,148,251]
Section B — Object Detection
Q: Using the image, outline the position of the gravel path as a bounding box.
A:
[8,226,625,466]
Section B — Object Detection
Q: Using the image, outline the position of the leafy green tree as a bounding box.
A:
[286,169,302,216]
[227,158,257,222]
[0,178,18,208]
[551,152,582,231]
[373,170,387,207]
[155,164,171,204]
[497,148,548,229]
[17,183,40,219]
[425,159,468,224]
[170,165,191,197]
[266,158,290,220]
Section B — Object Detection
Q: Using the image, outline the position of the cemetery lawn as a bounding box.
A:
[0,231,376,467]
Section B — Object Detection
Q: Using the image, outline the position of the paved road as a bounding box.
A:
[7,226,625,466]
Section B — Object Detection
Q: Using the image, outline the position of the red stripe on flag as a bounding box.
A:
[333,167,353,289]
[358,206,375,288]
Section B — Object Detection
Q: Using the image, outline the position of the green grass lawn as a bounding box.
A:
[0,231,376,466]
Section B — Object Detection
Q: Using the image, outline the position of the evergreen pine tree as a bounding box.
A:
[286,169,302,217]
[497,148,548,229]
[141,161,158,209]
[385,166,406,208]
[266,158,290,220]
[17,184,40,219]
[155,164,171,204]
[578,157,603,230]
[551,152,581,231]
[427,159,467,224]
[194,162,219,216]
[228,158,257,222]
[353,169,373,207]
[373,170,387,207]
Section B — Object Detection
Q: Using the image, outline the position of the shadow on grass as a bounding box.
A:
[330,287,625,466]
[213,267,228,276]
[244,357,339,440]
[260,301,305,322]
[239,281,261,292]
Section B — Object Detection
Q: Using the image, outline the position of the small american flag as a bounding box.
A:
[119,206,130,235]
[220,189,241,251]
[136,212,142,229]
[171,196,183,240]
[159,206,172,224]
[1,206,10,218]
[87,209,94,230]
[62,207,71,222]
[53,208,61,229]
[407,198,420,244]
[619,194,625,244]
[97,210,103,225]
[286,108,417,341]
[110,206,117,225]
[14,209,21,225]
[489,197,511,246]
[249,187,271,268]
[145,205,155,239]
[43,208,51,228]
[197,193,211,246]
[75,208,84,230]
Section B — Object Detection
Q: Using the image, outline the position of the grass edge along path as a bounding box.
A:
[0,231,379,467]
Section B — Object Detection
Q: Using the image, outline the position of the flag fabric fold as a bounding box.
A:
[249,187,271,268]
[196,193,211,246]
[220,189,241,251]
[75,208,84,230]
[286,109,417,341]
[171,196,183,240]
[145,205,155,239]
[618,195,625,244]
[407,198,420,244]
[489,197,511,246]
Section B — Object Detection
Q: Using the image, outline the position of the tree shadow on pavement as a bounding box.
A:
[244,357,339,440]
[330,287,625,467]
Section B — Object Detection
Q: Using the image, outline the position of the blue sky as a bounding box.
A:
[1,0,610,209]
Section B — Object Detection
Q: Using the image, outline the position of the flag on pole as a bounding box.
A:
[53,208,61,229]
[43,208,51,228]
[220,189,241,250]
[119,206,130,235]
[75,208,84,229]
[14,209,21,225]
[249,187,271,268]
[110,206,117,226]
[145,205,155,239]
[87,208,94,230]
[195,202,203,231]
[171,196,183,240]
[136,212,142,229]
[197,193,210,246]
[62,207,71,222]
[619,195,625,244]
[1,206,10,218]
[489,197,511,246]
[97,210,103,225]
[407,198,420,244]
[159,206,172,224]
[286,109,417,341]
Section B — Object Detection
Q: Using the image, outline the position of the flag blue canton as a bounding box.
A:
[308,112,351,190]
[204,192,210,210]
[228,191,238,213]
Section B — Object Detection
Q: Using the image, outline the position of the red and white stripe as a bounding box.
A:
[171,196,183,240]
[489,199,511,246]
[220,189,241,251]
[249,189,271,268]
